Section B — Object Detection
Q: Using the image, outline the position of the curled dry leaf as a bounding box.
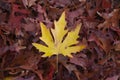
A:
[114,41,120,51]
[70,53,88,69]
[88,32,112,53]
[105,75,119,80]
[22,0,36,8]
[97,9,120,29]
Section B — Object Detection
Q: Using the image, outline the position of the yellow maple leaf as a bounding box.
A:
[32,11,86,57]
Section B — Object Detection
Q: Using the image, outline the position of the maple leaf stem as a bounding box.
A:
[56,55,59,73]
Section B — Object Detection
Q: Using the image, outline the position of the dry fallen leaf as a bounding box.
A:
[105,75,119,80]
[32,11,86,57]
[22,0,36,8]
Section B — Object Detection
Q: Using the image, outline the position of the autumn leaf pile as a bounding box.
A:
[0,0,120,80]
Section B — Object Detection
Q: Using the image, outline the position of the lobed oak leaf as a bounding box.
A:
[32,11,86,57]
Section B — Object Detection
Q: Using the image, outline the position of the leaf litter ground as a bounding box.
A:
[0,0,120,80]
